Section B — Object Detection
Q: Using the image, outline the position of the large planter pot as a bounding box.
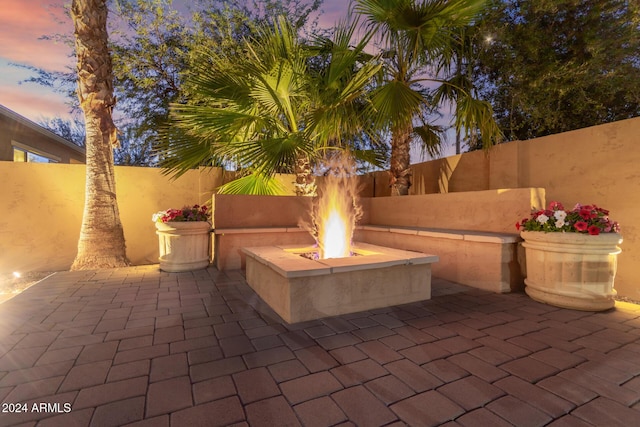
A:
[156,221,211,272]
[520,231,622,311]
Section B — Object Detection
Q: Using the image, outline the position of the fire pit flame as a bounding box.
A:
[310,155,362,259]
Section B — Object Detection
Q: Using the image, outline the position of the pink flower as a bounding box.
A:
[548,201,564,210]
[574,221,588,232]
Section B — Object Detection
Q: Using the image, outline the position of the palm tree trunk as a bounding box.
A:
[294,154,316,196]
[70,0,128,270]
[389,124,412,196]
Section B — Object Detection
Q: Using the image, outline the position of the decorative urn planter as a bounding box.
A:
[520,231,622,311]
[155,221,211,272]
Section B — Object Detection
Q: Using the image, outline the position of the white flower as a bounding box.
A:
[555,219,565,228]
[152,211,165,223]
[536,214,550,224]
[554,210,567,220]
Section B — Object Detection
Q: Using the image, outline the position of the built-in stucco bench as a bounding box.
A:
[213,227,314,270]
[210,188,542,294]
[213,224,522,293]
[355,225,523,293]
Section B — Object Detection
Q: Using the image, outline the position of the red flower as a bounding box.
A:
[580,208,598,220]
[574,221,588,232]
[516,222,521,230]
[588,226,601,235]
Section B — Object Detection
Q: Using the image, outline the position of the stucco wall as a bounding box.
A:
[0,163,227,273]
[2,117,638,298]
[493,119,640,300]
[212,194,313,229]
[367,188,544,234]
[368,117,640,299]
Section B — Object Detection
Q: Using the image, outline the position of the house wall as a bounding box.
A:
[0,110,86,163]
[367,117,640,300]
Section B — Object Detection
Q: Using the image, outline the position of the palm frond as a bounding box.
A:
[370,80,425,128]
[413,123,444,158]
[351,147,388,169]
[455,95,503,149]
[217,173,288,195]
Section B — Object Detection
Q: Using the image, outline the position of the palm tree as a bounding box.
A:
[70,0,128,270]
[160,16,383,195]
[355,0,502,195]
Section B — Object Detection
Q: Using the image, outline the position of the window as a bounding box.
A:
[13,148,26,162]
[11,142,60,163]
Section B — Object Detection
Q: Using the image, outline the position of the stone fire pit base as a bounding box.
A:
[242,243,438,323]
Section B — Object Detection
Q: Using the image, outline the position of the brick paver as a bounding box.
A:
[170,396,244,427]
[385,359,443,392]
[280,371,343,405]
[293,396,347,427]
[364,374,415,405]
[390,390,464,426]
[332,385,397,426]
[149,353,188,382]
[295,346,339,373]
[245,395,301,427]
[494,375,574,418]
[486,395,553,426]
[0,266,639,426]
[232,367,280,404]
[438,375,505,410]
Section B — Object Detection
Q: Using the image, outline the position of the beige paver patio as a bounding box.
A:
[1,265,640,426]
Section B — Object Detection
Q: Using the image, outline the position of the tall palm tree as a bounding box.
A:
[70,0,128,270]
[355,0,502,195]
[160,16,383,195]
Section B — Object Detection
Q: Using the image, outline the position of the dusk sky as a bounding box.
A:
[1,0,72,122]
[0,0,350,123]
[0,0,451,160]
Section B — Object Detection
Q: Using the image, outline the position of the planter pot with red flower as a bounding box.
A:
[153,205,211,272]
[517,202,622,311]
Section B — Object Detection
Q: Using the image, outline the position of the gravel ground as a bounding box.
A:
[615,295,640,305]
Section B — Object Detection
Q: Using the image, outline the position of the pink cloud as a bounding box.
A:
[0,0,72,71]
[1,84,72,123]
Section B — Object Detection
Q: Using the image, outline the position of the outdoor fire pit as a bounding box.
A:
[242,243,438,323]
[243,243,438,323]
[241,156,438,323]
